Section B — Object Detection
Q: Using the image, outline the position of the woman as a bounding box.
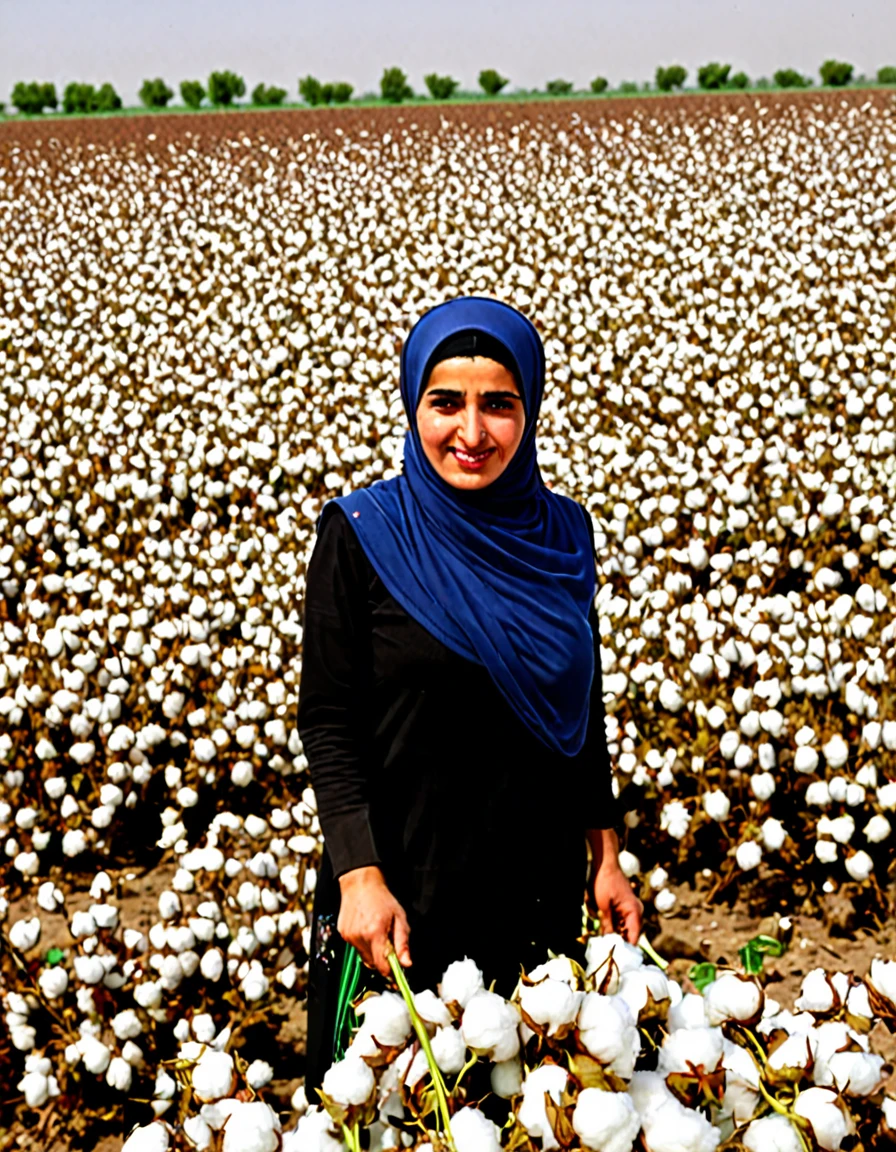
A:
[297,296,642,1095]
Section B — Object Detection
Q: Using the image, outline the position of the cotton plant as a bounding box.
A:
[267,943,896,1152]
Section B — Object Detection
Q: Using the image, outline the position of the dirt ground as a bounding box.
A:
[1,87,894,153]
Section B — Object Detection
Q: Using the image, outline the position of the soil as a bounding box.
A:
[0,87,894,152]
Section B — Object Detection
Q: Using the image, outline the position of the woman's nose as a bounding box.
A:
[459,404,483,446]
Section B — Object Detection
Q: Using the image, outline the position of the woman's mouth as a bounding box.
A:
[451,447,494,469]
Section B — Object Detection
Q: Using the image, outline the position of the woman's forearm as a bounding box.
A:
[586,826,622,872]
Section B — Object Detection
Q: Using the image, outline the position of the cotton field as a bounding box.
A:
[0,89,895,1148]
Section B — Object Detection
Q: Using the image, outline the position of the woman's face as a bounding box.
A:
[416,357,526,491]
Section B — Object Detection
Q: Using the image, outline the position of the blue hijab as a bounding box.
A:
[318,296,597,756]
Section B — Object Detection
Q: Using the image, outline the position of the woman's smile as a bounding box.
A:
[450,445,495,469]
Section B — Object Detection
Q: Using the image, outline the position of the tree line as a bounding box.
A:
[6,60,896,115]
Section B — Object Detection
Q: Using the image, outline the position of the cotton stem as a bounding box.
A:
[387,948,457,1152]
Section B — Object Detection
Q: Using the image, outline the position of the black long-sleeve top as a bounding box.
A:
[296,504,619,915]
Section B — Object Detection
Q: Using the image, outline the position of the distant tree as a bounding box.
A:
[619,80,639,93]
[63,82,97,113]
[697,62,731,89]
[95,82,122,111]
[424,73,459,99]
[0,102,4,114]
[590,76,608,93]
[11,81,57,114]
[380,66,413,103]
[208,70,245,105]
[251,83,287,106]
[819,59,853,86]
[478,69,509,96]
[754,77,771,89]
[879,66,896,84]
[728,71,750,89]
[329,82,354,104]
[139,78,173,108]
[655,64,687,91]
[545,78,574,95]
[180,80,205,109]
[774,68,811,88]
[299,75,323,105]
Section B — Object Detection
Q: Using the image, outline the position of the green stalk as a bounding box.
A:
[340,1121,361,1152]
[452,1052,479,1095]
[756,1081,812,1152]
[387,948,457,1152]
[638,935,669,971]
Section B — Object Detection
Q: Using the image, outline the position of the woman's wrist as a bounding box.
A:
[338,864,386,891]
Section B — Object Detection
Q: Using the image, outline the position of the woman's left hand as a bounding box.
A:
[592,863,643,943]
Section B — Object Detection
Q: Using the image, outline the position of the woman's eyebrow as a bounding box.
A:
[426,388,522,399]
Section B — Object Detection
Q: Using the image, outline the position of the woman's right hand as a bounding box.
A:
[337,866,412,978]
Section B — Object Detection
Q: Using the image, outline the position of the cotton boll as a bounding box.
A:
[659,801,691,840]
[490,1057,523,1099]
[112,1008,143,1040]
[794,747,820,774]
[618,850,640,877]
[735,841,762,871]
[354,991,412,1048]
[751,773,776,801]
[461,991,520,1061]
[577,993,640,1078]
[518,1063,569,1150]
[845,850,873,882]
[761,818,787,851]
[200,949,224,982]
[440,958,485,1009]
[74,955,105,985]
[635,1082,721,1152]
[519,976,580,1036]
[721,1038,760,1122]
[658,680,684,712]
[122,1122,171,1152]
[39,966,69,999]
[794,969,838,1013]
[668,994,707,1031]
[220,1101,281,1152]
[9,918,41,951]
[818,1049,885,1097]
[658,1027,723,1077]
[107,1055,133,1092]
[192,1050,236,1102]
[742,1114,803,1152]
[792,1087,854,1150]
[572,1087,639,1152]
[449,1107,502,1152]
[585,933,644,989]
[413,988,452,1028]
[701,790,730,821]
[864,814,890,843]
[703,973,763,1026]
[18,1065,59,1108]
[282,1108,345,1152]
[430,1024,466,1074]
[77,1034,112,1075]
[322,1056,375,1106]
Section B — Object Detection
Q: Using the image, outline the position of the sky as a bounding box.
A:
[1,0,893,106]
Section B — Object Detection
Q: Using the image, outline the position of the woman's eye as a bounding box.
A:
[429,399,513,411]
